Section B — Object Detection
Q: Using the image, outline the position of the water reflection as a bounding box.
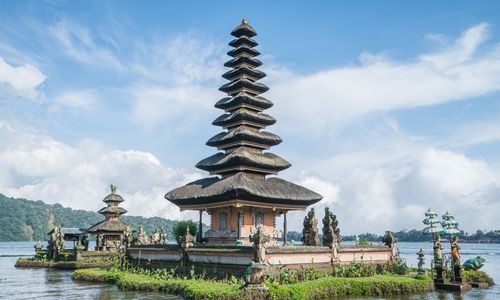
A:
[0,241,498,299]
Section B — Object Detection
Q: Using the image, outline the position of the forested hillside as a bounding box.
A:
[0,193,180,241]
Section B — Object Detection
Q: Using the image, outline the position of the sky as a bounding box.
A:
[1,0,500,235]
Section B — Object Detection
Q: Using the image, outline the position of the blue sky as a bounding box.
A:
[1,1,500,234]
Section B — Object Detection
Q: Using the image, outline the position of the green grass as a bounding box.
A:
[15,257,111,269]
[463,270,495,286]
[267,274,433,299]
[73,269,433,299]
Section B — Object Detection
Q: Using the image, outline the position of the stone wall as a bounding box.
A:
[126,244,394,279]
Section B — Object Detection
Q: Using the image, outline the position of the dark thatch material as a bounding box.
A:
[227,46,260,58]
[215,92,272,111]
[229,36,258,48]
[103,193,124,203]
[206,126,282,148]
[88,219,128,233]
[212,109,275,128]
[224,56,262,68]
[222,67,266,81]
[98,206,127,215]
[219,78,269,95]
[231,20,257,38]
[196,147,290,173]
[165,172,322,206]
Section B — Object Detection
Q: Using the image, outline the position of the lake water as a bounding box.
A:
[0,241,498,299]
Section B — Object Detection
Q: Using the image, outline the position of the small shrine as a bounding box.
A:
[165,19,322,245]
[88,185,129,251]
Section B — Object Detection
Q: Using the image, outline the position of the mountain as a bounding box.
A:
[0,193,179,241]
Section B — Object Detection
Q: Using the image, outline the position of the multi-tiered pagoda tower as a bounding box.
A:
[88,185,129,250]
[166,19,322,245]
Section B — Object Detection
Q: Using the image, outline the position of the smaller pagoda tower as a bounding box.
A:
[88,185,129,251]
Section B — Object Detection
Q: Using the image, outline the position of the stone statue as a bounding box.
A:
[322,207,333,247]
[136,225,149,245]
[181,226,195,250]
[416,248,425,275]
[122,226,134,248]
[245,225,270,291]
[97,233,104,250]
[48,226,65,260]
[34,241,43,252]
[463,256,486,271]
[81,234,89,251]
[433,235,443,265]
[451,236,463,283]
[322,207,341,247]
[302,208,320,246]
[433,235,444,283]
[150,229,159,245]
[159,228,167,245]
[382,231,396,248]
[249,225,270,263]
[110,184,117,194]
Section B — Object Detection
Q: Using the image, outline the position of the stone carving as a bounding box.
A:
[136,225,149,245]
[150,229,159,245]
[159,228,167,245]
[81,234,89,251]
[417,248,425,275]
[249,225,270,263]
[245,225,270,291]
[433,235,444,283]
[34,241,43,252]
[47,226,65,260]
[463,256,486,271]
[302,208,320,246]
[122,226,134,248]
[322,207,340,247]
[181,226,195,250]
[451,236,463,282]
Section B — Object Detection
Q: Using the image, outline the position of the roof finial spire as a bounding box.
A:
[110,184,117,194]
[242,18,249,25]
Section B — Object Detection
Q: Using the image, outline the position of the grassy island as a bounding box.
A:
[73,268,434,300]
[15,257,113,270]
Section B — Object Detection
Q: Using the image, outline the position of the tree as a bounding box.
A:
[172,220,197,243]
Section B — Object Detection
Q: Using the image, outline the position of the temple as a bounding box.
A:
[88,185,129,251]
[166,19,322,245]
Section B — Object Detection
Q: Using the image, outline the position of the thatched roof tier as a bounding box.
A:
[196,147,290,175]
[207,126,282,149]
[212,109,275,129]
[215,92,272,112]
[103,193,124,203]
[222,67,266,82]
[231,19,257,37]
[227,46,260,58]
[229,36,258,48]
[165,172,322,209]
[224,56,262,69]
[98,206,127,215]
[219,78,269,95]
[88,219,128,233]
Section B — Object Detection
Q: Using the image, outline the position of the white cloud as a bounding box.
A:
[49,20,124,71]
[288,148,500,234]
[0,122,202,221]
[0,56,45,100]
[269,23,500,135]
[53,90,98,109]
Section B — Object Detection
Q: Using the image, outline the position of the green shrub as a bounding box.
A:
[332,261,376,277]
[377,257,409,275]
[172,220,198,243]
[463,270,495,286]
